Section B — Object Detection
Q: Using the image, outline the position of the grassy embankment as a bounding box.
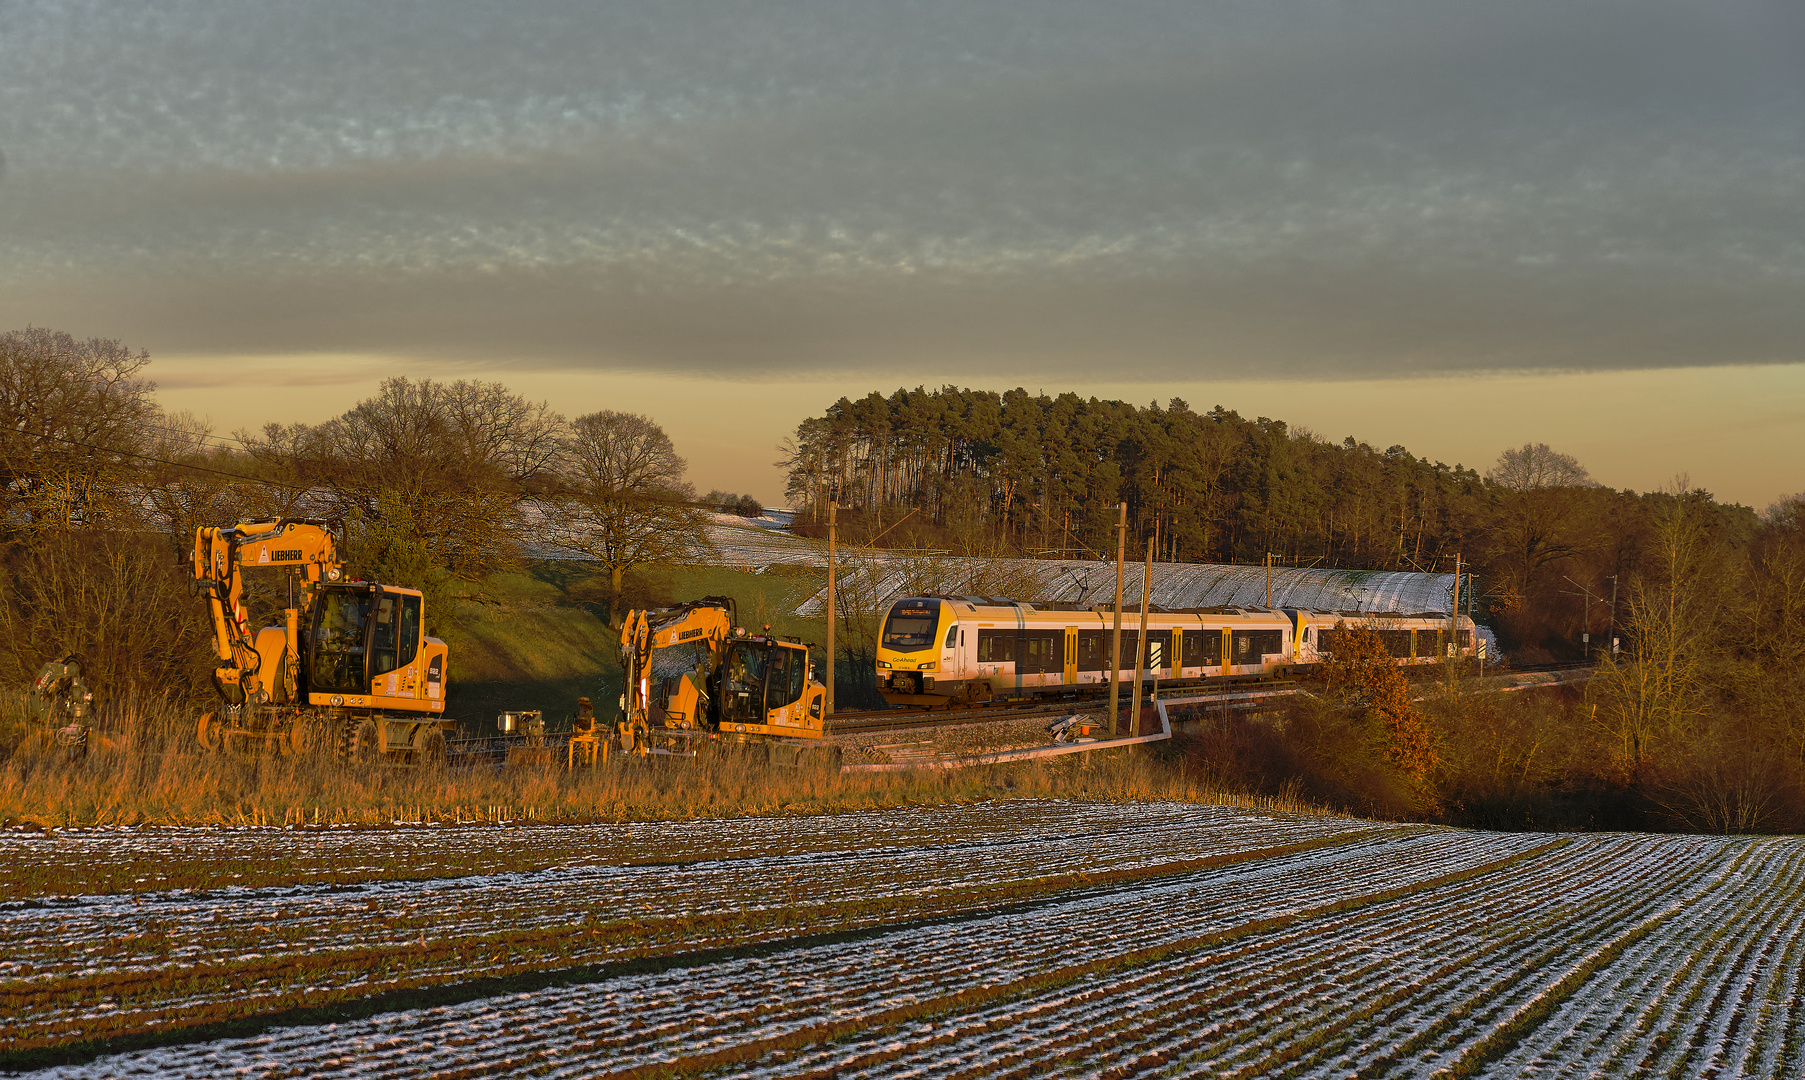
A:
[440,560,839,733]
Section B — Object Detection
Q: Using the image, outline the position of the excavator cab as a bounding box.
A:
[302,582,443,711]
[719,639,816,728]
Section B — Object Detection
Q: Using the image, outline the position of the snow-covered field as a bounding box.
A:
[4,803,1799,1077]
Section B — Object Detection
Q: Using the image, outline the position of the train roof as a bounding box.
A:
[892,595,1469,621]
[796,557,1473,619]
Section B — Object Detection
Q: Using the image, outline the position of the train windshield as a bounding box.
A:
[882,605,938,651]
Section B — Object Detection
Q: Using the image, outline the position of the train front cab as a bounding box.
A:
[876,597,956,705]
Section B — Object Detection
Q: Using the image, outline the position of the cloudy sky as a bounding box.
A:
[4,0,1802,505]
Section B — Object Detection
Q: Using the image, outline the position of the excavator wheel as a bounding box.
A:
[283,716,330,760]
[413,728,449,769]
[197,712,223,753]
[341,717,381,766]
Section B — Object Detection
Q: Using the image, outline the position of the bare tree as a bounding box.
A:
[1591,479,1722,775]
[1484,442,1597,602]
[1487,443,1593,493]
[0,327,156,532]
[548,410,712,622]
[285,377,564,594]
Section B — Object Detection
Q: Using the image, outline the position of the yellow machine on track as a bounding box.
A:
[191,518,455,765]
[618,596,832,764]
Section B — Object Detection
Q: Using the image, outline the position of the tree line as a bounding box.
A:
[782,386,1785,659]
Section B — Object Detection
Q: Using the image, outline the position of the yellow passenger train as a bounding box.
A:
[874,595,1479,707]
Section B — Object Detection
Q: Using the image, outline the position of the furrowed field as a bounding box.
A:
[5,800,1801,1078]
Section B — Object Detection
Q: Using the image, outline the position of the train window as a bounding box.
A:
[977,630,1014,662]
[1232,630,1282,663]
[883,607,938,651]
[1182,630,1209,668]
[1017,632,1060,673]
[945,624,959,649]
[1077,630,1106,671]
[1317,628,1338,658]
[1381,629,1412,658]
[1145,631,1172,671]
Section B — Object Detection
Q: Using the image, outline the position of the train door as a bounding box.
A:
[1221,627,1233,673]
[1063,627,1077,684]
[948,622,966,680]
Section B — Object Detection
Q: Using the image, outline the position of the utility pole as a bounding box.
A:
[1130,533,1153,736]
[1562,573,1600,661]
[1265,552,1275,608]
[826,502,836,718]
[1609,574,1620,658]
[1448,553,1462,691]
[1109,502,1126,736]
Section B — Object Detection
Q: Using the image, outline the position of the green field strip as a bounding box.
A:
[0,801,1161,898]
[592,840,1567,1080]
[1655,845,1795,1078]
[1043,836,1632,1079]
[732,837,1564,1080]
[0,829,1382,1070]
[1408,842,1737,1078]
[959,834,1702,1080]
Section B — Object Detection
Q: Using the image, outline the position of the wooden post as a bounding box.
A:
[827,502,837,718]
[1109,501,1126,736]
[1130,533,1153,736]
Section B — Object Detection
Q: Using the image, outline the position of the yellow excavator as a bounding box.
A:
[618,596,832,764]
[191,518,454,764]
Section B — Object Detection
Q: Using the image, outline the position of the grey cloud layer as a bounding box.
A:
[3,0,1802,375]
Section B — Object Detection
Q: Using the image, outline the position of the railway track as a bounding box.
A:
[829,681,1306,736]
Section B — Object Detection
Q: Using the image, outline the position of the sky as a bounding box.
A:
[3,0,1802,508]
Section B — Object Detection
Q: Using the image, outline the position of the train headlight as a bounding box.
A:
[876,660,891,669]
[918,661,936,671]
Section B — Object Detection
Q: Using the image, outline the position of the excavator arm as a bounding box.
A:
[192,518,343,705]
[618,596,737,744]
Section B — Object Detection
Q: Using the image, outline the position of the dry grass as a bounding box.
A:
[0,705,1321,829]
